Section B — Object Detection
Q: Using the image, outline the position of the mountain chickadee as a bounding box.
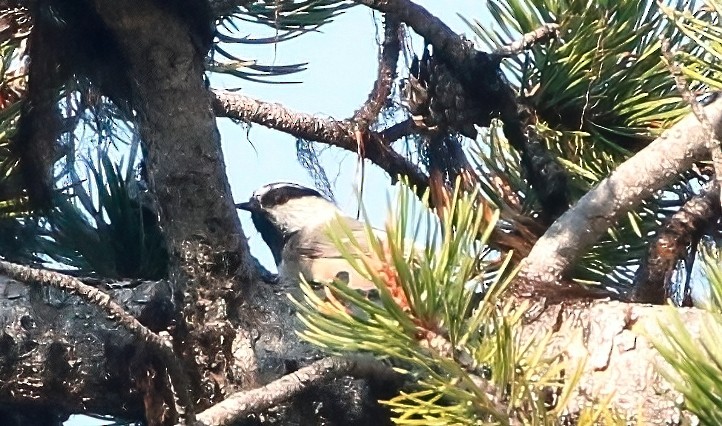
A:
[236,182,381,291]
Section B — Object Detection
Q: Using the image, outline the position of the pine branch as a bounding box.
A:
[662,38,722,206]
[353,0,570,223]
[520,96,722,293]
[351,0,471,73]
[211,89,429,196]
[195,357,398,426]
[0,261,194,423]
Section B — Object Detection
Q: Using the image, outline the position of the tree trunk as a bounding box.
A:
[526,300,693,424]
[90,0,250,267]
[86,0,260,412]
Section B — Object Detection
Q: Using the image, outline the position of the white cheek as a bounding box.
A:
[270,197,340,232]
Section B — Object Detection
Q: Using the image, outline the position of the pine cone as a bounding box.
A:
[402,43,484,139]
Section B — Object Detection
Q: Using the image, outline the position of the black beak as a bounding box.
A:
[235,198,260,212]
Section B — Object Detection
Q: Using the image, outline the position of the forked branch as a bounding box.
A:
[212,90,430,196]
[351,16,402,126]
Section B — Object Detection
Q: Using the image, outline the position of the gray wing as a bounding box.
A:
[308,216,381,258]
[279,216,382,291]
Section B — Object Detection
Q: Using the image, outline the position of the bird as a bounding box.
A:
[235,182,380,292]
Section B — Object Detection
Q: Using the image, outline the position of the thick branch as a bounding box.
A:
[520,97,722,290]
[0,261,194,421]
[195,357,396,426]
[12,10,64,209]
[93,1,249,266]
[0,262,167,359]
[212,90,429,195]
[92,0,256,414]
[356,0,569,223]
[631,182,721,304]
[525,300,697,424]
[663,41,722,206]
[0,272,706,423]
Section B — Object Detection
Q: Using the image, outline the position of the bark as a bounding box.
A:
[86,0,257,416]
[528,300,696,425]
[355,0,570,223]
[520,97,722,293]
[196,357,399,426]
[5,1,710,424]
[0,271,704,424]
[212,89,535,258]
[212,90,430,195]
[494,24,560,57]
[12,6,63,209]
[351,16,401,126]
[631,183,721,304]
[91,1,249,266]
[0,261,194,421]
[352,0,476,78]
[0,273,393,424]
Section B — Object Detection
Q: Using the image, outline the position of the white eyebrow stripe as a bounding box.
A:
[252,182,309,198]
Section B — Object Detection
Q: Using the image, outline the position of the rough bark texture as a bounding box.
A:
[212,90,429,194]
[520,97,722,292]
[351,16,401,126]
[4,0,712,423]
[631,183,721,304]
[0,274,393,424]
[86,0,258,415]
[92,1,249,264]
[530,300,694,425]
[0,272,702,424]
[354,0,571,221]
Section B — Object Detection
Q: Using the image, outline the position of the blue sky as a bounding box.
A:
[67,2,489,424]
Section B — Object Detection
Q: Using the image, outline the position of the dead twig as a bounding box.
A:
[351,16,402,125]
[212,90,430,198]
[493,23,560,57]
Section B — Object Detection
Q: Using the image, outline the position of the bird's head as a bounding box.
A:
[236,182,341,264]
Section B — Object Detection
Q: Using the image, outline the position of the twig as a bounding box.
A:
[349,16,401,214]
[194,356,397,426]
[352,0,475,76]
[211,90,430,198]
[351,16,402,125]
[0,261,195,423]
[493,23,560,57]
[353,0,570,223]
[661,38,722,206]
[377,118,415,143]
